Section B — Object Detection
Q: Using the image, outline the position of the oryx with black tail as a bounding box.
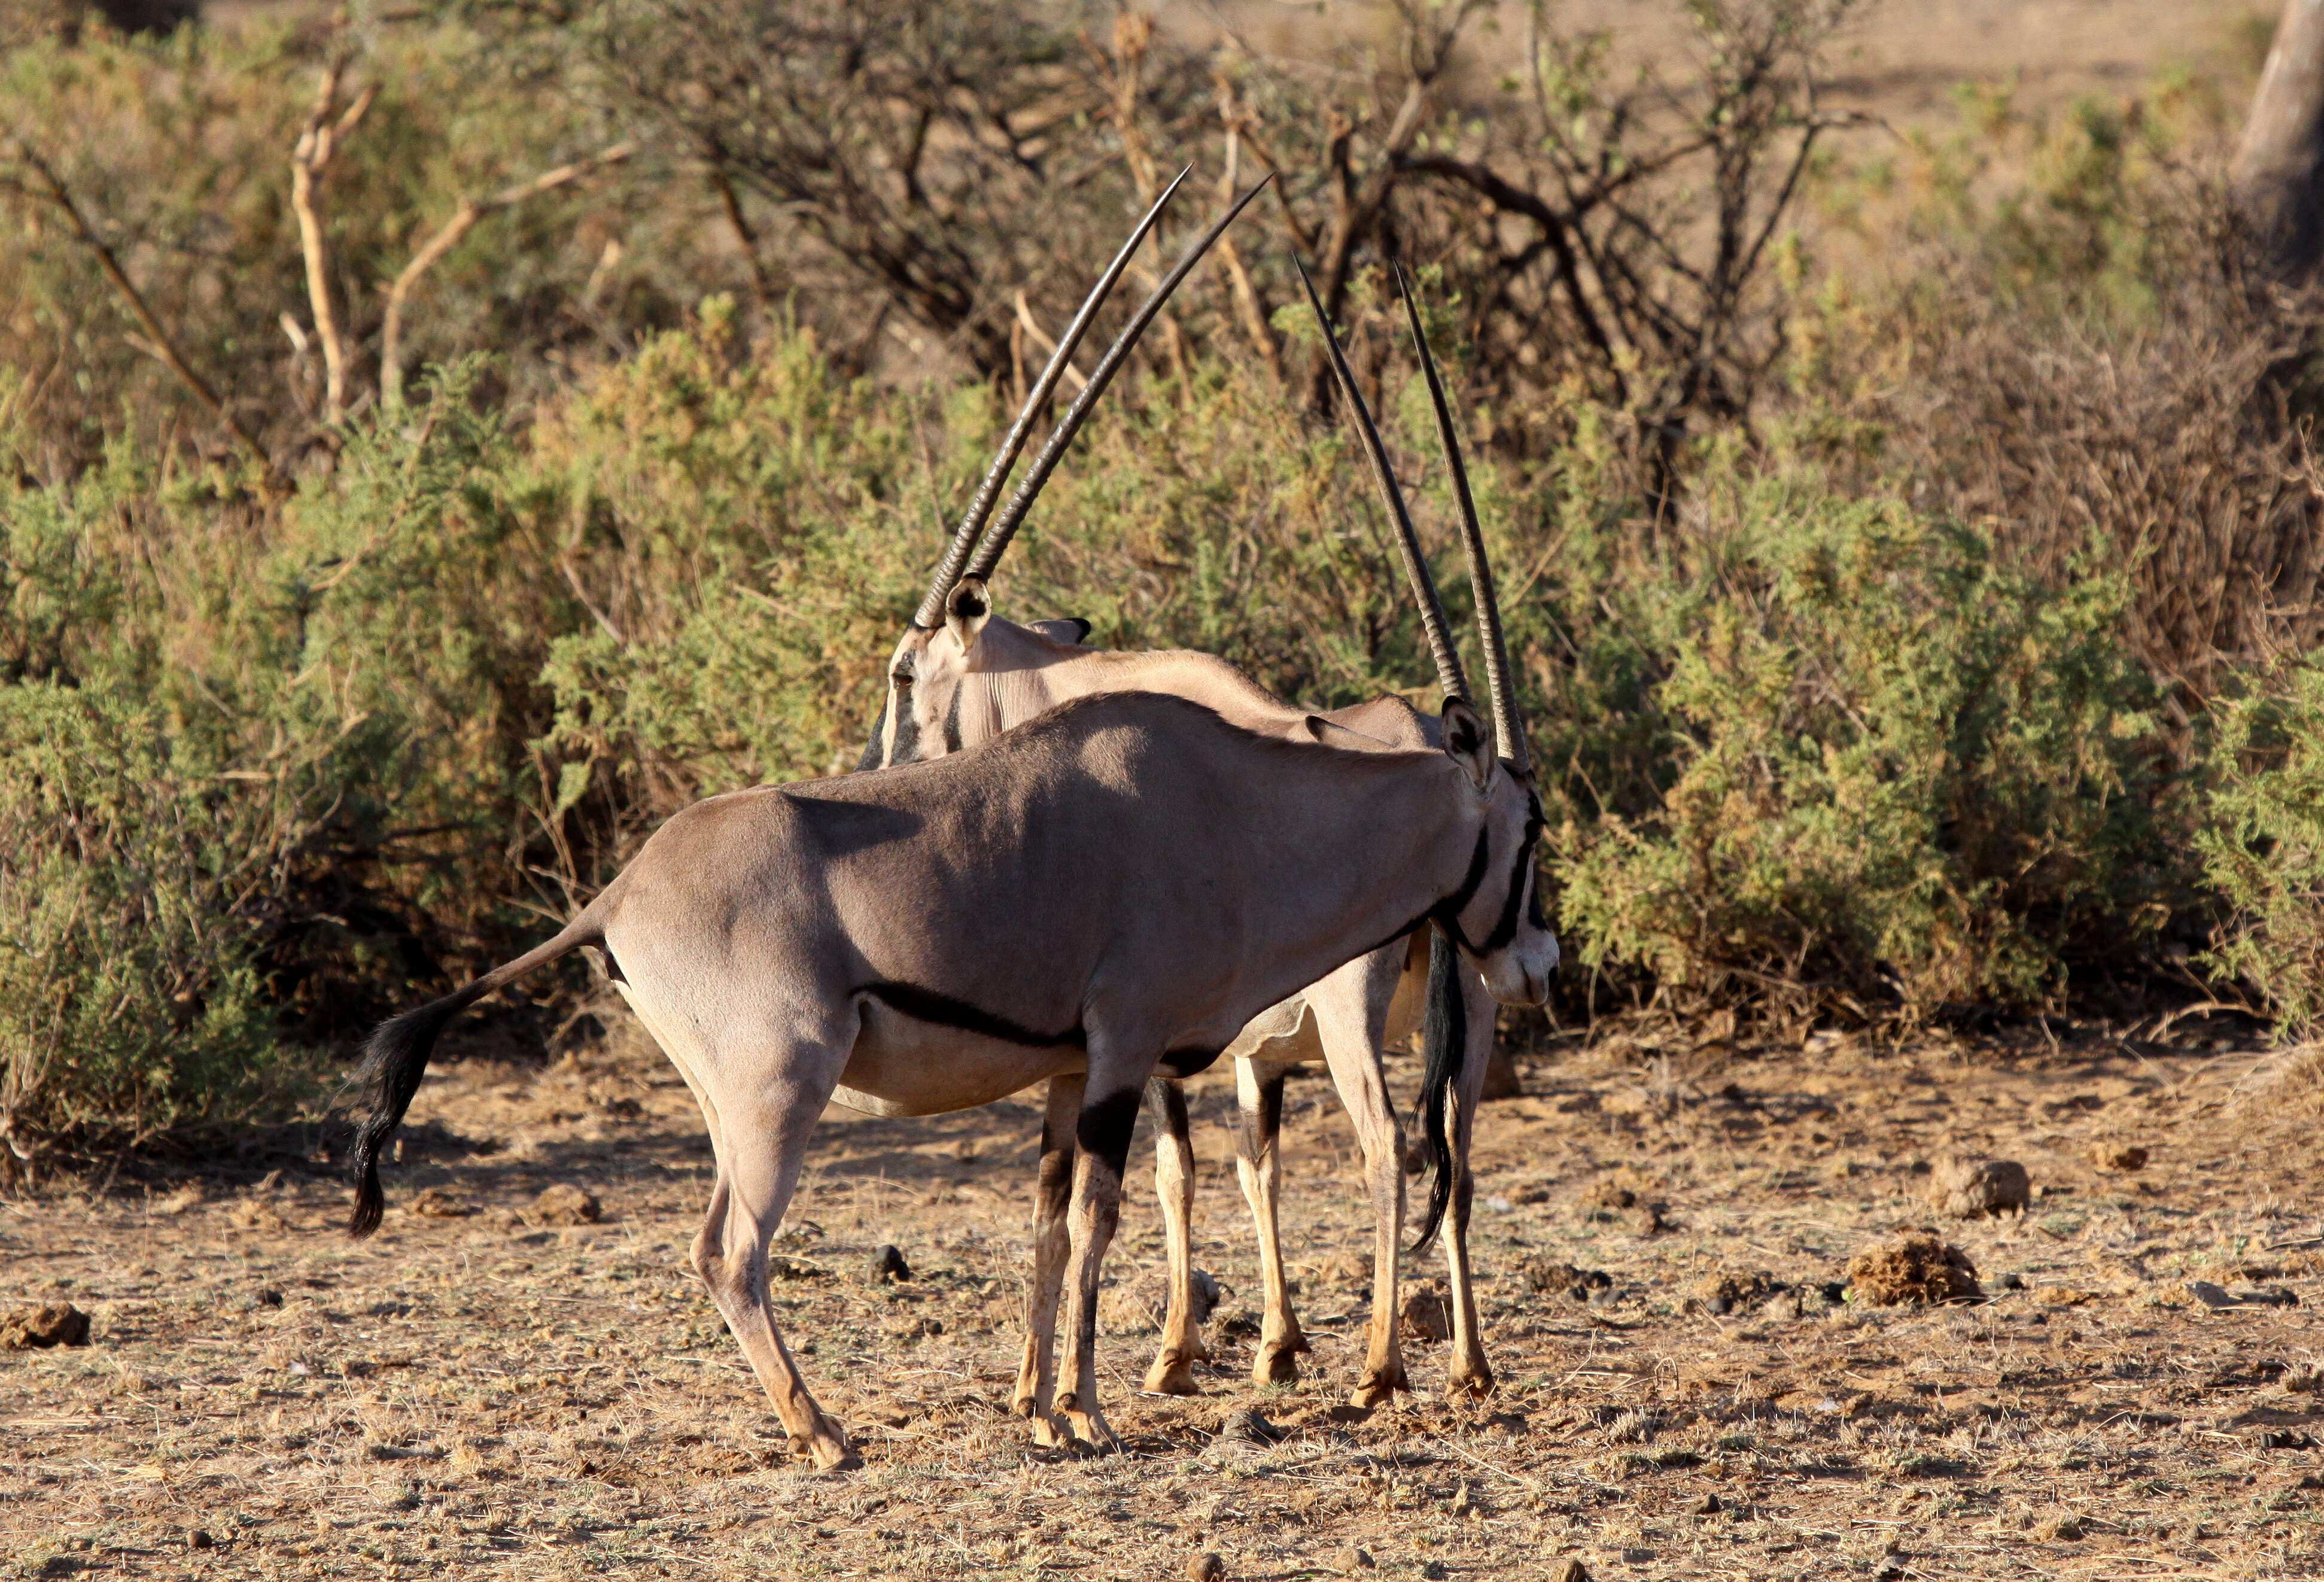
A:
[344,671,1555,1471]
[862,256,1549,1405]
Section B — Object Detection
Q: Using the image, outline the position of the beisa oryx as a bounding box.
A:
[339,180,1555,1469]
[861,245,1549,1404]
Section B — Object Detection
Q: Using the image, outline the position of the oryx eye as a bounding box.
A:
[891,671,913,689]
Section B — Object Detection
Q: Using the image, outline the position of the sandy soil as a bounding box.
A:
[5,1014,2321,1580]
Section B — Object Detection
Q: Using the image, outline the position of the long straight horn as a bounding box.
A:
[1294,255,1469,704]
[962,174,1274,584]
[1394,265,1529,774]
[909,167,1191,631]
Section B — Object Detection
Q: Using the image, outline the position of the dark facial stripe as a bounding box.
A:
[1478,798,1549,953]
[1428,829,1495,951]
[1075,1087,1142,1176]
[854,702,889,772]
[942,684,964,755]
[884,652,921,768]
[857,981,1085,1048]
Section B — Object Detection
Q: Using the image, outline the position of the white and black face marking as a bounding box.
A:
[1437,766,1557,1006]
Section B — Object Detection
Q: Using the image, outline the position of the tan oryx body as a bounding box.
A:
[866,607,1503,1403]
[346,687,1555,1468]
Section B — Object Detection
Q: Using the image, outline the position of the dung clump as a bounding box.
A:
[1689,1270,1785,1316]
[1398,1280,1452,1342]
[1847,1234,1982,1306]
[1519,1258,1612,1303]
[531,1182,601,1225]
[1926,1157,2030,1219]
[1,1303,90,1349]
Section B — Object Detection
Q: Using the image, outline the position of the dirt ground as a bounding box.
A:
[5,1012,2322,1581]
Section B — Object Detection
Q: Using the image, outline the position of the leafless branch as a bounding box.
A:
[290,50,376,424]
[379,142,635,410]
[0,123,270,468]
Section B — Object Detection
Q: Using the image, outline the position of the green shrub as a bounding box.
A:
[0,686,301,1153]
[1547,467,2174,1020]
[2200,660,2324,1037]
[0,361,598,1151]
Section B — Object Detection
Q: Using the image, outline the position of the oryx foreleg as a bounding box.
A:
[1441,967,1498,1398]
[1015,1073,1084,1437]
[1051,1079,1140,1453]
[1234,1058,1308,1385]
[1310,945,1415,1408]
[686,1060,857,1470]
[1142,1076,1211,1395]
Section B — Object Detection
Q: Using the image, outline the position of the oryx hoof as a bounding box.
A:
[1059,1407,1123,1456]
[794,1427,861,1472]
[1252,1341,1304,1388]
[1347,1368,1407,1409]
[1445,1362,1496,1401]
[1143,1350,1204,1396]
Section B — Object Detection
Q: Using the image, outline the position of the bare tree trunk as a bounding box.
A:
[2237,0,2324,282]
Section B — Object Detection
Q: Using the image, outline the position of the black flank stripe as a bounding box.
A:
[1158,1044,1223,1079]
[858,982,1085,1048]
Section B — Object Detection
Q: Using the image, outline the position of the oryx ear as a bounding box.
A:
[944,577,993,652]
[1441,697,1494,790]
[1027,616,1093,646]
[1301,714,1402,753]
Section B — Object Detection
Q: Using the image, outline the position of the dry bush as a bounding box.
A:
[1861,269,2324,743]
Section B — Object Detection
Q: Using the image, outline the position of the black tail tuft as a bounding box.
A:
[1409,924,1466,1255]
[346,994,466,1237]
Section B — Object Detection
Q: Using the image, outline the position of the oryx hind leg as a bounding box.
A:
[682,1036,859,1470]
[1441,966,1498,1399]
[1015,1073,1084,1441]
[1141,1077,1211,1395]
[1050,1072,1142,1455]
[1309,941,1416,1408]
[1234,1058,1309,1386]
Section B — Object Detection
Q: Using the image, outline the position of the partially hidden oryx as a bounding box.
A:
[343,180,1558,1470]
[860,249,1534,1404]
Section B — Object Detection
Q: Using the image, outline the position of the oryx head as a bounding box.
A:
[863,169,1268,772]
[1298,257,1557,1007]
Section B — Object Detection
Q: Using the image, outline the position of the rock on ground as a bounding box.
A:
[1847,1233,1982,1306]
[1927,1157,2030,1218]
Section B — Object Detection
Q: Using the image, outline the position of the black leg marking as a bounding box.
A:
[1075,1088,1142,1178]
[1036,1111,1076,1216]
[1146,1075,1191,1134]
